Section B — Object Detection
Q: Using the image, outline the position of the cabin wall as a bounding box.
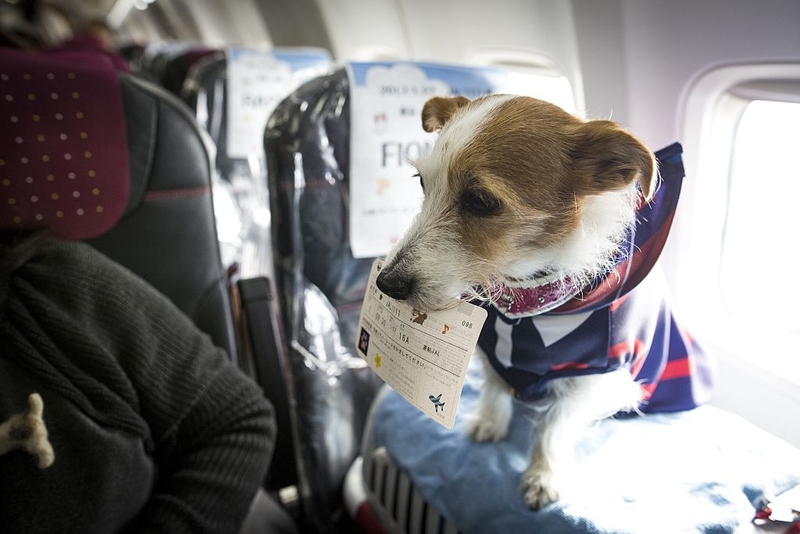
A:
[571,0,628,124]
[189,0,270,48]
[314,0,586,109]
[621,0,800,149]
[613,0,800,445]
[574,0,800,277]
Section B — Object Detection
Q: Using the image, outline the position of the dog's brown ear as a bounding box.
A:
[572,120,657,201]
[421,96,471,132]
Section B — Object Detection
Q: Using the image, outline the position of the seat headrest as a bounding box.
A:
[0,49,129,240]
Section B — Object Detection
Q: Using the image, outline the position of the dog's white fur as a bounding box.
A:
[377,94,656,509]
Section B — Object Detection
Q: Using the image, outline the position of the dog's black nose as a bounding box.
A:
[376,270,414,300]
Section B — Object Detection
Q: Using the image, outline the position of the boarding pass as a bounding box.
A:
[356,259,487,429]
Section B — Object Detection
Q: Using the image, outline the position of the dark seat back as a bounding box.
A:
[182,48,332,189]
[159,47,220,97]
[181,53,236,181]
[176,47,335,299]
[91,75,238,359]
[265,66,381,533]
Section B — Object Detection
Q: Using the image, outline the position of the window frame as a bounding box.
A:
[676,63,800,447]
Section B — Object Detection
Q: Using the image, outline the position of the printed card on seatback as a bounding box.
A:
[356,259,487,429]
[347,62,506,259]
[226,47,331,159]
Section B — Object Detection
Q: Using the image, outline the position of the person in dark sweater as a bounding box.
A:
[0,230,279,533]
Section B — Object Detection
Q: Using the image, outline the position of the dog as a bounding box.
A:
[375,94,713,509]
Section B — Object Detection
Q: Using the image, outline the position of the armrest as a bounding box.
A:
[236,276,297,493]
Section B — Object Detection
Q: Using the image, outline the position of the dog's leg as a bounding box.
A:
[522,370,642,509]
[465,349,514,442]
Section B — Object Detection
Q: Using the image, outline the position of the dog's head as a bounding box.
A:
[376,94,656,312]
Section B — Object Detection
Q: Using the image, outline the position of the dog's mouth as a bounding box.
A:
[475,270,585,318]
[378,261,586,316]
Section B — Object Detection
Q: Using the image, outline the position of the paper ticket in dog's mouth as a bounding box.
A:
[356,259,487,429]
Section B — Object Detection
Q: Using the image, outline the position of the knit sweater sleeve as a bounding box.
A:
[30,241,277,534]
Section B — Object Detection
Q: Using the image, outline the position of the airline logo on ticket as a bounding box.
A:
[356,259,487,429]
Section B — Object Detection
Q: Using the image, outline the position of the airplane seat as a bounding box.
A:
[135,43,200,86]
[160,47,220,98]
[117,43,148,74]
[180,53,237,184]
[180,51,256,274]
[100,59,238,358]
[104,45,255,290]
[264,66,386,533]
[131,45,171,83]
[0,48,296,534]
[180,47,332,283]
[263,60,521,533]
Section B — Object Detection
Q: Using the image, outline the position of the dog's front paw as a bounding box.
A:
[521,467,559,510]
[465,414,509,442]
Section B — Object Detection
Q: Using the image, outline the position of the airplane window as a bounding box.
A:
[720,99,800,349]
[676,66,800,394]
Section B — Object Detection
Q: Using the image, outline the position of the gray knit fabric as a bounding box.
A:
[0,238,276,533]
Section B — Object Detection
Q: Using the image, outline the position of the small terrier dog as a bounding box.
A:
[376,94,711,509]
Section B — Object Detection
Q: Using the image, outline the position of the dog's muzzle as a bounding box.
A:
[375,265,414,300]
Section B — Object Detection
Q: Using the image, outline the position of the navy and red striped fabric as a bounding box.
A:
[556,142,685,315]
[478,143,716,412]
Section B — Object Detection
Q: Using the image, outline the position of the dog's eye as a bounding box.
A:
[460,190,501,216]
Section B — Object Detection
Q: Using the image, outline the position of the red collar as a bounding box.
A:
[491,273,584,318]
